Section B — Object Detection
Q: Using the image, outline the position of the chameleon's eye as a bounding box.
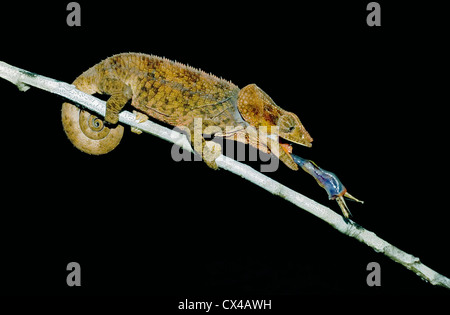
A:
[279,114,297,134]
[278,112,313,147]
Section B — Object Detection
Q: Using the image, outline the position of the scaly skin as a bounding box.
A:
[61,53,313,170]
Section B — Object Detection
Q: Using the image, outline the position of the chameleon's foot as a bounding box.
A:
[131,110,149,134]
[105,110,120,125]
[134,110,149,123]
[203,141,221,170]
[204,159,219,170]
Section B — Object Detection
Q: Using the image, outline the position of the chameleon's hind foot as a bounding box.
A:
[131,110,149,134]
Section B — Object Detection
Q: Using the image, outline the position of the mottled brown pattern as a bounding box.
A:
[61,53,313,170]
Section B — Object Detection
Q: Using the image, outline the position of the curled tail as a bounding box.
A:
[61,67,124,155]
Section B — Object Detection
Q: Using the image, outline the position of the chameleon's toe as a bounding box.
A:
[131,127,143,135]
[133,110,149,123]
[204,159,219,170]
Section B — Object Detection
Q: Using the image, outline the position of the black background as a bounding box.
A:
[0,0,448,308]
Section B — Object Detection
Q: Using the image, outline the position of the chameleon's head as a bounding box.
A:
[237,84,313,147]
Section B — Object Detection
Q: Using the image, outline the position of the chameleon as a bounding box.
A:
[61,53,362,217]
[61,52,313,170]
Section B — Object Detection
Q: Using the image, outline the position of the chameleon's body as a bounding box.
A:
[62,53,313,170]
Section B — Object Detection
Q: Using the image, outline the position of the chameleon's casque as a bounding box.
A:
[62,53,313,170]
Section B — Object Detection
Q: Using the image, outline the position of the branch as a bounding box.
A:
[1,60,449,290]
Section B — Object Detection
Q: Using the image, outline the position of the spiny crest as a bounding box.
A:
[116,52,236,88]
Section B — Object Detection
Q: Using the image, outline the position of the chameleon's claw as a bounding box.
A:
[133,110,149,123]
[131,127,143,134]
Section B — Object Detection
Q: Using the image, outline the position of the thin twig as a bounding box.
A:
[1,60,449,290]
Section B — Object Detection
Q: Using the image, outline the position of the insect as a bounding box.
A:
[291,154,363,219]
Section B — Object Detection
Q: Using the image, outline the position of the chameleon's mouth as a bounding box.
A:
[282,137,313,148]
[266,134,312,170]
[279,136,312,156]
[278,139,300,171]
[280,141,293,155]
[268,135,299,157]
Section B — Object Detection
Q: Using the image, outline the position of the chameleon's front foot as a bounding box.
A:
[189,123,221,170]
[202,141,221,170]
